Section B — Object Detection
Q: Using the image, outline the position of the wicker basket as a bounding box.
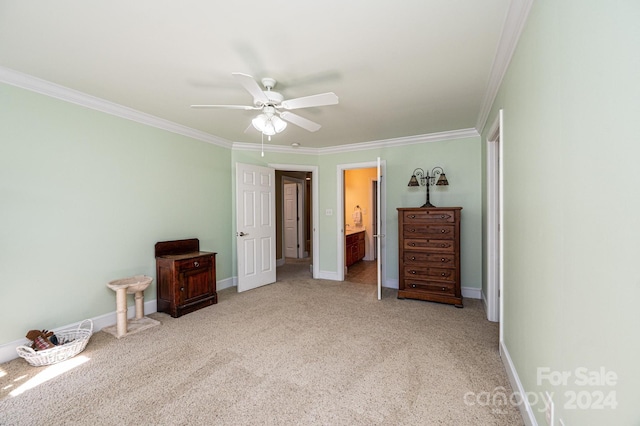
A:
[16,319,93,367]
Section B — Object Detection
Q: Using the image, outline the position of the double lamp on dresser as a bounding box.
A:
[397,207,463,307]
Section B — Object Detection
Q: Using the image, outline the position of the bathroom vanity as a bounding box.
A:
[345,229,365,267]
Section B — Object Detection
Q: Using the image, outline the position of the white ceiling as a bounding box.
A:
[0,0,515,149]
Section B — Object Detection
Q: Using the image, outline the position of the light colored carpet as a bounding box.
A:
[0,264,523,425]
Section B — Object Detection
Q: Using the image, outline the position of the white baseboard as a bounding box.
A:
[316,270,340,281]
[1,278,236,364]
[462,286,482,300]
[0,299,158,364]
[500,341,537,426]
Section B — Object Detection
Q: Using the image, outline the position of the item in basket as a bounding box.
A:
[25,329,57,351]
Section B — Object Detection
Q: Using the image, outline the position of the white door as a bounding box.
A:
[487,109,503,329]
[375,157,383,300]
[283,182,298,258]
[236,163,276,292]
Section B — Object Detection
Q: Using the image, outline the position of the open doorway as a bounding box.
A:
[344,167,378,285]
[272,165,317,281]
[337,159,386,298]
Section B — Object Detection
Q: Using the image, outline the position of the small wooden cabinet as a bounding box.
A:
[345,230,365,267]
[155,238,217,318]
[397,207,463,307]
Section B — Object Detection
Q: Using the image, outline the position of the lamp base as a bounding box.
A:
[420,202,436,208]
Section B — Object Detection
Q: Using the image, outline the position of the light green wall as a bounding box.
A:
[0,83,232,343]
[317,139,481,286]
[1,83,483,350]
[230,139,482,288]
[482,1,640,424]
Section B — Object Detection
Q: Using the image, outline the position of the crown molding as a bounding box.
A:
[316,128,480,155]
[2,65,479,155]
[232,141,318,155]
[231,128,479,156]
[475,0,535,133]
[0,66,233,149]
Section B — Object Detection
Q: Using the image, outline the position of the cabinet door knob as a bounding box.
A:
[194,261,200,268]
[180,287,184,292]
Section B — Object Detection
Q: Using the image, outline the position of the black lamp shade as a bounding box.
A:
[408,175,420,187]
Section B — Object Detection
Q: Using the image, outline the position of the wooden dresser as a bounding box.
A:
[345,230,365,266]
[397,207,463,307]
[155,238,217,318]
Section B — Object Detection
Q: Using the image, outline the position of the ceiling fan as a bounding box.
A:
[191,73,339,136]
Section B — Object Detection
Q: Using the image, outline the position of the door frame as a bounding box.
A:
[270,163,319,278]
[486,109,504,335]
[336,160,386,284]
[282,177,305,259]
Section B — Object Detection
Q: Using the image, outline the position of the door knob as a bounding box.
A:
[238,232,249,237]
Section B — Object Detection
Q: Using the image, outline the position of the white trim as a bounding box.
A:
[316,270,340,281]
[500,341,537,426]
[0,299,156,364]
[475,0,535,131]
[461,286,482,300]
[318,129,479,154]
[268,163,319,279]
[0,66,233,149]
[486,110,503,323]
[337,160,387,284]
[1,275,236,363]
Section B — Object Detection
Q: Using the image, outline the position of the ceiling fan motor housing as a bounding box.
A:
[257,90,283,107]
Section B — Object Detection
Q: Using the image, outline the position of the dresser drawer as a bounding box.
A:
[403,239,455,252]
[403,252,456,267]
[403,279,455,295]
[404,266,456,282]
[176,256,212,272]
[403,224,455,239]
[402,210,456,223]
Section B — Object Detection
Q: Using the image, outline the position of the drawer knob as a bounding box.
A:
[441,258,446,262]
[410,270,416,274]
[411,243,416,247]
[409,215,416,219]
[441,272,446,276]
[411,284,416,288]
[441,229,446,233]
[194,261,200,268]
[441,215,445,218]
[441,287,446,291]
[441,244,445,247]
[410,228,415,232]
[411,256,416,260]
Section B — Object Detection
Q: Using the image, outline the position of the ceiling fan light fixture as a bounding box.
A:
[252,111,287,136]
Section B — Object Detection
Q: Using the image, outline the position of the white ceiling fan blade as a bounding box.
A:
[280,111,321,132]
[232,72,270,105]
[190,104,259,110]
[281,92,339,110]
